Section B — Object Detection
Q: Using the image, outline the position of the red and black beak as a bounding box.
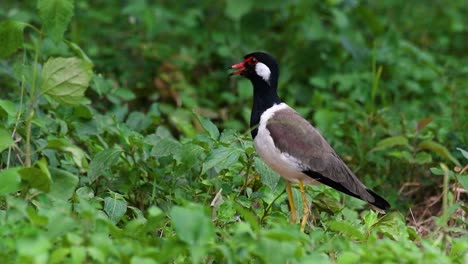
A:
[229,60,247,76]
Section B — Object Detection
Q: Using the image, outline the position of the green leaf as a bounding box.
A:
[458,174,468,192]
[0,20,25,58]
[254,157,280,191]
[49,167,79,200]
[170,205,214,264]
[328,220,365,240]
[0,99,17,117]
[0,167,21,195]
[195,114,219,139]
[37,0,74,42]
[46,138,89,169]
[225,0,252,20]
[202,146,242,174]
[150,137,182,159]
[88,147,122,183]
[456,148,468,160]
[419,140,460,166]
[40,57,93,105]
[19,166,52,193]
[104,196,127,224]
[414,151,432,164]
[0,128,14,153]
[372,136,409,151]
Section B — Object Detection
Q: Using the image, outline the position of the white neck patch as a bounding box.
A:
[255,62,271,83]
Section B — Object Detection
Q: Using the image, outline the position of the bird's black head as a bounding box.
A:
[230,52,279,89]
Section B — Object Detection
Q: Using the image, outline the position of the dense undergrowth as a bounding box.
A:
[0,1,467,263]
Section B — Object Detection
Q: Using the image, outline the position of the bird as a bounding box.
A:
[229,51,390,231]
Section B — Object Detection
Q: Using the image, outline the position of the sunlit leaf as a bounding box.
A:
[40,57,93,105]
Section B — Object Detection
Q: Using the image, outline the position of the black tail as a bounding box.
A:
[366,188,391,211]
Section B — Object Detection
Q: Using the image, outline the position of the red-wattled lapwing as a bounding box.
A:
[230,52,390,231]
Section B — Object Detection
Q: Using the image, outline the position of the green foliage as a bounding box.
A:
[0,0,467,263]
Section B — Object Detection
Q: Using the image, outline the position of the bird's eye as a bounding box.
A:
[251,57,258,64]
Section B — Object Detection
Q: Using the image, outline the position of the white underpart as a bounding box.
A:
[255,62,271,83]
[254,103,318,184]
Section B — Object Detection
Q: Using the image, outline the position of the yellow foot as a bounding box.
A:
[299,180,309,232]
[285,181,297,223]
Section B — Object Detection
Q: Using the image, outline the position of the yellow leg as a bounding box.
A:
[299,180,309,232]
[285,181,297,223]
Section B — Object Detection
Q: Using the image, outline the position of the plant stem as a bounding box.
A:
[24,36,42,167]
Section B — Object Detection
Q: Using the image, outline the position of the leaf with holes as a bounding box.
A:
[40,57,93,105]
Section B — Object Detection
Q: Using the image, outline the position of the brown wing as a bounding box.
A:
[266,107,390,210]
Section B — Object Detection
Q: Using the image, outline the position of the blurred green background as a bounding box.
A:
[0,0,467,263]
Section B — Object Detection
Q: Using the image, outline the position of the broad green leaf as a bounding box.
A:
[40,57,93,105]
[0,99,17,117]
[0,167,21,195]
[170,205,214,264]
[225,0,252,20]
[328,220,365,240]
[46,138,89,169]
[37,0,74,42]
[49,167,79,200]
[418,140,460,166]
[170,205,215,245]
[202,145,242,174]
[150,137,182,159]
[254,157,280,191]
[104,196,127,224]
[373,136,408,151]
[0,128,14,153]
[88,147,122,183]
[19,166,52,192]
[0,20,25,58]
[195,113,219,139]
